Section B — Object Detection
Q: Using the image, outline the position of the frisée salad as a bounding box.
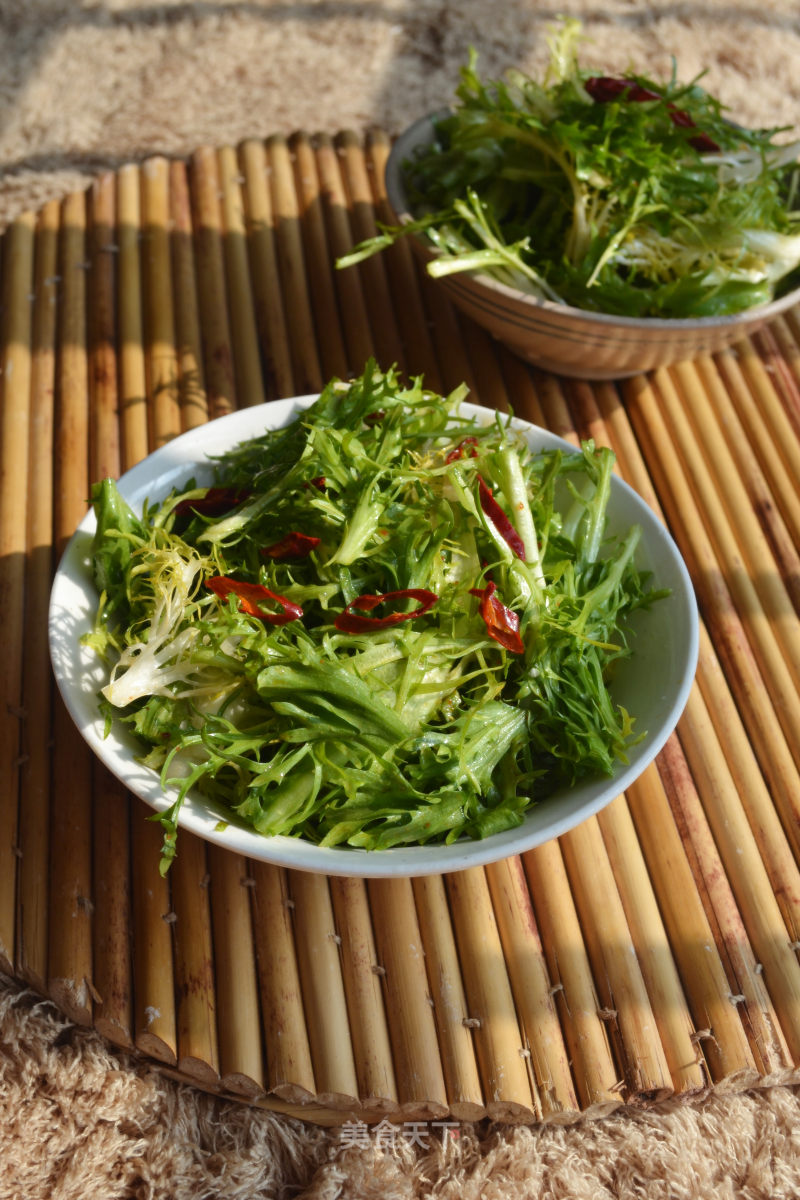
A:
[84,362,667,872]
[339,20,800,318]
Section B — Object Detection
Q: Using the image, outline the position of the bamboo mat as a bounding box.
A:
[2,129,800,1127]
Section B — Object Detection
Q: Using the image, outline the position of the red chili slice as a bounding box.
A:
[469,581,525,654]
[206,576,303,625]
[478,476,526,560]
[173,487,252,517]
[445,436,479,464]
[585,76,660,104]
[261,532,321,560]
[585,75,720,152]
[304,476,327,491]
[667,108,721,152]
[334,588,438,633]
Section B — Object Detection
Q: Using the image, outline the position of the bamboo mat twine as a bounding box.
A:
[1,128,800,1124]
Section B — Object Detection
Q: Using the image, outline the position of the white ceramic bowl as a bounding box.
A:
[385,112,800,381]
[49,397,699,877]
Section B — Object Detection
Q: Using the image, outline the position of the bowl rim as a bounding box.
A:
[385,109,800,333]
[48,395,700,878]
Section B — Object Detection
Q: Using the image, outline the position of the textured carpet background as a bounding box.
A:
[3,2,800,1196]
[3,0,800,227]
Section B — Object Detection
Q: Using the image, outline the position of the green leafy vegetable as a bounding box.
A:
[86,361,667,872]
[338,19,800,318]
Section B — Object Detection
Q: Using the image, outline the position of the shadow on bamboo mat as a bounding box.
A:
[3,975,800,1200]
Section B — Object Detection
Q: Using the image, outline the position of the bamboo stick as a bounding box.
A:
[593,377,665,511]
[624,759,758,1088]
[91,764,133,1049]
[364,129,442,389]
[333,130,406,372]
[116,164,149,469]
[311,132,378,372]
[596,793,707,1097]
[249,863,316,1101]
[16,199,59,988]
[289,870,360,1106]
[48,189,93,1025]
[625,372,800,847]
[237,138,296,399]
[288,131,349,382]
[88,169,147,1038]
[329,876,398,1110]
[141,157,182,449]
[88,172,121,479]
[677,684,800,1066]
[130,801,177,1064]
[84,174,133,1047]
[411,875,486,1121]
[680,355,800,608]
[418,268,479,400]
[168,159,209,429]
[720,337,800,509]
[0,211,35,973]
[457,315,511,414]
[497,347,546,428]
[217,144,267,408]
[566,378,612,448]
[367,877,450,1119]
[560,817,674,1103]
[523,839,622,1116]
[445,867,538,1121]
[531,370,581,446]
[170,832,219,1086]
[484,857,581,1121]
[206,845,264,1097]
[265,134,324,395]
[657,735,794,1080]
[190,145,238,417]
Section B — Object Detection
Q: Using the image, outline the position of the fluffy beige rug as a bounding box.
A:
[5,974,800,1200]
[4,2,800,1196]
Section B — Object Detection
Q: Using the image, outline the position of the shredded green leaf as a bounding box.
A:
[86,361,667,871]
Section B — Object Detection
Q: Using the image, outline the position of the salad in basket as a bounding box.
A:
[339,19,800,318]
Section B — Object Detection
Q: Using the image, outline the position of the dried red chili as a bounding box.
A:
[334,588,438,633]
[585,76,660,104]
[584,75,720,153]
[478,476,526,560]
[261,532,321,560]
[469,581,525,654]
[445,436,479,464]
[666,107,720,153]
[206,576,303,625]
[173,487,252,518]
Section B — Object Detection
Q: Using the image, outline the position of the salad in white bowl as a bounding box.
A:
[49,362,698,876]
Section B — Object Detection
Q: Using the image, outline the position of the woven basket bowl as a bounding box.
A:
[385,112,800,381]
